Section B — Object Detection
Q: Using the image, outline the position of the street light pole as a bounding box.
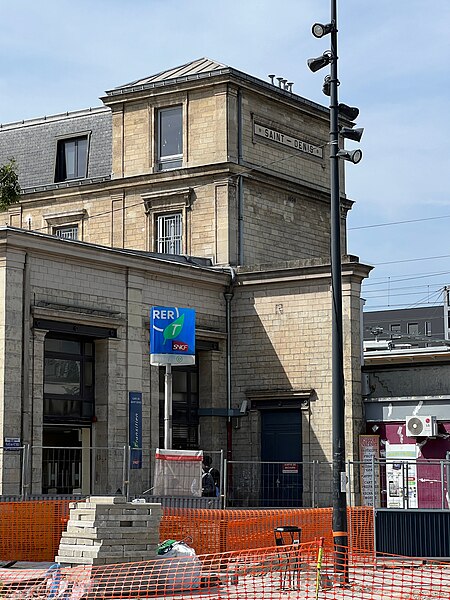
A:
[309,0,363,584]
[329,0,349,583]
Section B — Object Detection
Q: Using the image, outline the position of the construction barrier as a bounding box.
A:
[160,506,374,556]
[0,499,71,562]
[2,542,450,599]
[0,500,374,563]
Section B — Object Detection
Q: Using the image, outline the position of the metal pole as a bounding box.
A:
[223,458,228,508]
[21,444,30,499]
[164,364,173,449]
[330,0,349,583]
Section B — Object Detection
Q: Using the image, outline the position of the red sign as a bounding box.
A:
[172,341,188,352]
[282,463,299,474]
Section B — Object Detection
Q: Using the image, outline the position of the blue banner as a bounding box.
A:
[129,391,142,469]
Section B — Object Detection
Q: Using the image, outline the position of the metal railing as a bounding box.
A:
[3,449,449,510]
[225,458,450,509]
[0,445,224,507]
[224,460,333,508]
[347,458,450,509]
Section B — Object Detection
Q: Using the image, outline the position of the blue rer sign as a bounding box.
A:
[150,306,196,366]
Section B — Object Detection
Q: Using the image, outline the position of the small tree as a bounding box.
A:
[0,158,21,211]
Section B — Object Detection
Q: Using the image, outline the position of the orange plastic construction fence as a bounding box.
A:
[0,501,374,563]
[2,542,450,599]
[0,500,71,562]
[160,506,374,556]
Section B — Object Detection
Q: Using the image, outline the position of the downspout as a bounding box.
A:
[237,88,244,267]
[224,267,236,463]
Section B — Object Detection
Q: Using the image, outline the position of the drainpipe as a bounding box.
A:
[224,268,236,462]
[237,88,244,266]
[238,177,244,267]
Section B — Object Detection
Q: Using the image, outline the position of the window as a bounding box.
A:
[55,136,88,182]
[407,322,419,335]
[53,225,78,240]
[157,106,182,170]
[425,321,432,336]
[390,324,401,333]
[156,212,182,254]
[44,336,94,422]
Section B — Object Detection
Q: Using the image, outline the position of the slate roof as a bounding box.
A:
[0,107,112,192]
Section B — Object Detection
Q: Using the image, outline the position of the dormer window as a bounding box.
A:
[157,106,182,171]
[55,136,88,182]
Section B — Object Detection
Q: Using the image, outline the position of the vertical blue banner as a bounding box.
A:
[129,391,142,469]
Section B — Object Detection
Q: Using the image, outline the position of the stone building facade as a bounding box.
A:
[0,58,370,505]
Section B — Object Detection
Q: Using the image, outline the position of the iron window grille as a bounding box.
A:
[156,212,182,254]
[53,225,79,240]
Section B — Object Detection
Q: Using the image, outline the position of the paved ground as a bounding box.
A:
[1,561,450,599]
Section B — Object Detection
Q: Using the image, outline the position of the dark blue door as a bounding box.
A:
[261,410,303,507]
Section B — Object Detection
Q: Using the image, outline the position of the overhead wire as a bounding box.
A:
[349,213,450,231]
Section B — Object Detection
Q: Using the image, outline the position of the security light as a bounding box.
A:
[337,148,363,164]
[307,52,332,73]
[312,22,334,38]
[340,127,364,142]
[338,103,359,121]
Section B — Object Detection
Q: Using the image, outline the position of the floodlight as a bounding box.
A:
[337,149,363,164]
[307,52,332,73]
[340,127,364,142]
[338,103,359,121]
[312,22,334,38]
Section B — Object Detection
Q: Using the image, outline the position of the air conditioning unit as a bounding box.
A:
[406,415,437,437]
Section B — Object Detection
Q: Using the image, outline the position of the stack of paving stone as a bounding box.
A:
[55,496,162,566]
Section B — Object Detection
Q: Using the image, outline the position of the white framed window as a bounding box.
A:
[55,136,89,182]
[157,106,182,171]
[156,212,182,254]
[390,323,401,333]
[53,225,79,240]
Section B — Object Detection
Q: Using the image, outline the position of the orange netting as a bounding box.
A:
[1,542,449,599]
[0,500,71,562]
[160,506,374,556]
[0,501,374,563]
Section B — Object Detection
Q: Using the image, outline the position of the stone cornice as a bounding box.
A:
[0,227,230,289]
[235,257,372,288]
[15,161,350,210]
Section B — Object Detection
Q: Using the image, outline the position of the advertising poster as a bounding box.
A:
[359,435,380,506]
[385,443,418,508]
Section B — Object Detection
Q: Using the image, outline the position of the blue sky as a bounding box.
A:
[1,0,449,312]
